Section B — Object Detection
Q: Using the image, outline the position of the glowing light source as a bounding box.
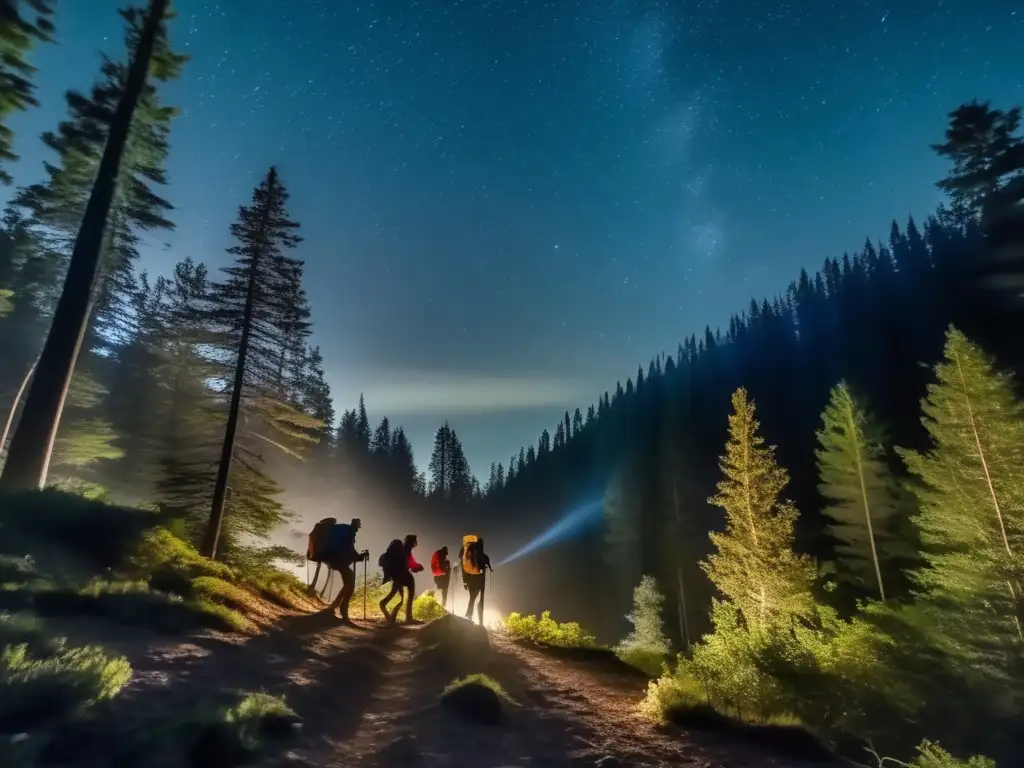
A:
[496,499,603,567]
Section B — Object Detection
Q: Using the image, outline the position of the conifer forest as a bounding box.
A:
[1,2,1023,766]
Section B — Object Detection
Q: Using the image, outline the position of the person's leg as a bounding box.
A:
[380,581,400,622]
[465,576,478,620]
[404,575,415,623]
[440,574,449,609]
[476,577,486,625]
[337,565,355,620]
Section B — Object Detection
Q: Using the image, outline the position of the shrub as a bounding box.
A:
[443,672,516,704]
[615,575,671,676]
[0,615,131,732]
[903,741,996,768]
[221,692,299,752]
[441,673,516,726]
[412,591,446,622]
[637,669,707,724]
[502,610,598,648]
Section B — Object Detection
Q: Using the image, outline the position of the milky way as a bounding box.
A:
[3,0,1021,475]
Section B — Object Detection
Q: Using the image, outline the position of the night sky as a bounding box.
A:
[3,0,1021,477]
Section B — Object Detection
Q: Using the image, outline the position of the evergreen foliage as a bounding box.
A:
[898,328,1024,688]
[704,389,815,630]
[815,381,908,601]
[614,575,671,676]
[0,0,55,181]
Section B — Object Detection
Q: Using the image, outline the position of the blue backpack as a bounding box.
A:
[326,523,356,564]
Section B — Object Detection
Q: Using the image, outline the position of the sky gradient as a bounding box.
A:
[4,0,1021,478]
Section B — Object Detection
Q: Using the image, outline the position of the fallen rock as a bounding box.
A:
[440,681,504,725]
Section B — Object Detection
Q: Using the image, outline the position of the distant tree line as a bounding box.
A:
[477,100,1024,645]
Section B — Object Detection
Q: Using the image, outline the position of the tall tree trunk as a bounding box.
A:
[202,219,266,559]
[0,0,169,492]
[1,355,37,457]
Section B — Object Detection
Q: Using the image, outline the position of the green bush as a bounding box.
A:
[412,591,446,622]
[502,610,598,648]
[904,741,996,768]
[0,614,131,732]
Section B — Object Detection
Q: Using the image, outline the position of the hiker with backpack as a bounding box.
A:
[430,546,452,609]
[316,518,369,623]
[459,535,492,625]
[379,534,424,625]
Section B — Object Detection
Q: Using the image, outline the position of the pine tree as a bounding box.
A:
[388,426,417,493]
[448,429,473,502]
[898,327,1024,679]
[932,101,1024,306]
[704,388,815,630]
[538,428,551,457]
[356,394,371,451]
[202,166,308,558]
[816,381,907,601]
[614,574,671,676]
[371,417,391,457]
[14,3,185,343]
[0,0,55,182]
[298,345,334,459]
[428,422,453,497]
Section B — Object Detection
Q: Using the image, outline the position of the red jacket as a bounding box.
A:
[430,550,450,576]
[407,551,422,572]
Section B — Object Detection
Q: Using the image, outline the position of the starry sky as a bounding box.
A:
[3,0,1021,478]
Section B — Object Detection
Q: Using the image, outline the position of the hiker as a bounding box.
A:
[459,535,492,625]
[379,534,424,625]
[430,546,452,608]
[324,518,370,623]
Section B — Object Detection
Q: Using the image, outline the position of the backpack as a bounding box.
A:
[461,534,481,576]
[327,523,356,564]
[378,539,405,583]
[306,518,337,562]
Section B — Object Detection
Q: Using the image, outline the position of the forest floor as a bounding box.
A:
[42,594,837,768]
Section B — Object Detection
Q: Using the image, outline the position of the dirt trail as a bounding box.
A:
[65,608,833,768]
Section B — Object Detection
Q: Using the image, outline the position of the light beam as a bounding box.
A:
[496,499,603,567]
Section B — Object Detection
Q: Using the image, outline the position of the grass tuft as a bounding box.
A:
[0,614,132,733]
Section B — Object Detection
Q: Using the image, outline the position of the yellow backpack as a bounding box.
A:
[461,534,481,575]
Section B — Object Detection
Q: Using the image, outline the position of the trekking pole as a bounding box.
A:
[362,556,367,620]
